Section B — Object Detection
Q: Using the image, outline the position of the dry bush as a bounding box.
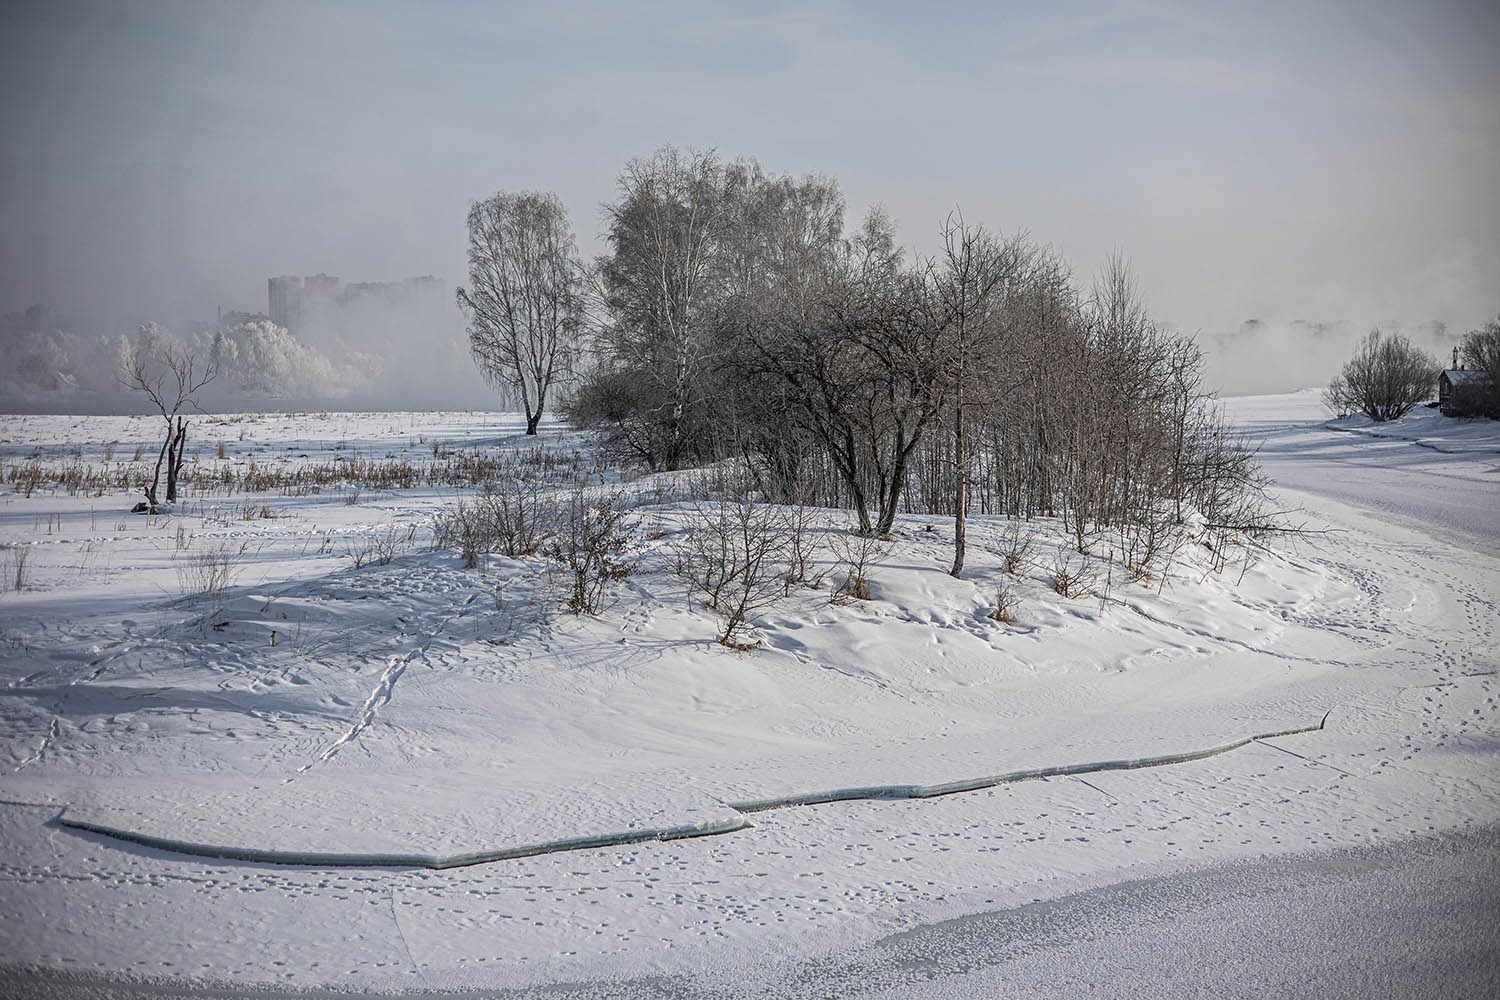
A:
[177,542,238,608]
[2,546,31,592]
[345,525,415,570]
[548,487,634,615]
[1050,549,1095,599]
[783,488,828,592]
[674,493,794,648]
[476,476,559,557]
[1000,522,1034,575]
[433,473,563,569]
[990,584,1020,624]
[1117,511,1185,585]
[830,527,888,604]
[434,496,491,569]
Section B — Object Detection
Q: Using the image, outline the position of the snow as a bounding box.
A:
[0,395,1496,992]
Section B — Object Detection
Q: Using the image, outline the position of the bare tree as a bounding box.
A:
[458,190,584,435]
[930,215,1028,577]
[596,146,731,469]
[1458,317,1500,417]
[459,191,588,434]
[119,325,215,509]
[748,207,944,538]
[1324,329,1438,421]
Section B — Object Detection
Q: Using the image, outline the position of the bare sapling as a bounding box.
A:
[783,486,829,592]
[118,327,216,510]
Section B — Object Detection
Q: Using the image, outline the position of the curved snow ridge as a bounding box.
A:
[728,720,1328,814]
[55,812,751,870]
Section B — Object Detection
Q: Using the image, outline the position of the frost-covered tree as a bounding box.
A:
[594,146,733,467]
[457,190,584,435]
[207,319,357,398]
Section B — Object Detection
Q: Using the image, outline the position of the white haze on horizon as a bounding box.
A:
[1,1,1497,410]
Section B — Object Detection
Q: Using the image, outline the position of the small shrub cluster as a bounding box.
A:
[345,525,417,570]
[2,545,31,592]
[435,477,636,616]
[548,488,635,616]
[176,542,239,610]
[674,493,797,648]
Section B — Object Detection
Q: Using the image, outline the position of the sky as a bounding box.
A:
[2,0,1497,367]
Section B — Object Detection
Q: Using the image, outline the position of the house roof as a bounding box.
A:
[1442,369,1493,387]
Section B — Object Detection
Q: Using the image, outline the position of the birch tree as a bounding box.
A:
[597,146,730,469]
[458,190,584,435]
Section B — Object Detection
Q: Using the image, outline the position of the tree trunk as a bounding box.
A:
[166,418,186,503]
[949,390,967,578]
[147,428,170,508]
[525,411,541,435]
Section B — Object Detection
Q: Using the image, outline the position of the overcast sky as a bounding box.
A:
[3,0,1497,339]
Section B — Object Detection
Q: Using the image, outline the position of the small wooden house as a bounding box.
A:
[1438,368,1496,418]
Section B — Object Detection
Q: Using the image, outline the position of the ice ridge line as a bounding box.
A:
[52,719,1326,868]
[727,721,1326,813]
[55,814,752,870]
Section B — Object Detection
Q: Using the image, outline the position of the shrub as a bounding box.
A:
[1050,550,1094,598]
[3,546,31,592]
[177,542,238,608]
[548,487,634,615]
[1324,330,1438,422]
[675,493,793,647]
[990,584,1020,624]
[345,526,412,570]
[830,527,887,604]
[1000,522,1034,575]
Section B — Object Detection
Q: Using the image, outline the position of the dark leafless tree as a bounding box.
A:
[1324,329,1438,421]
[458,190,584,435]
[1458,317,1500,417]
[118,325,215,508]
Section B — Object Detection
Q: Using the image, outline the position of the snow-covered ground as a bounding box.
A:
[0,392,1496,994]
